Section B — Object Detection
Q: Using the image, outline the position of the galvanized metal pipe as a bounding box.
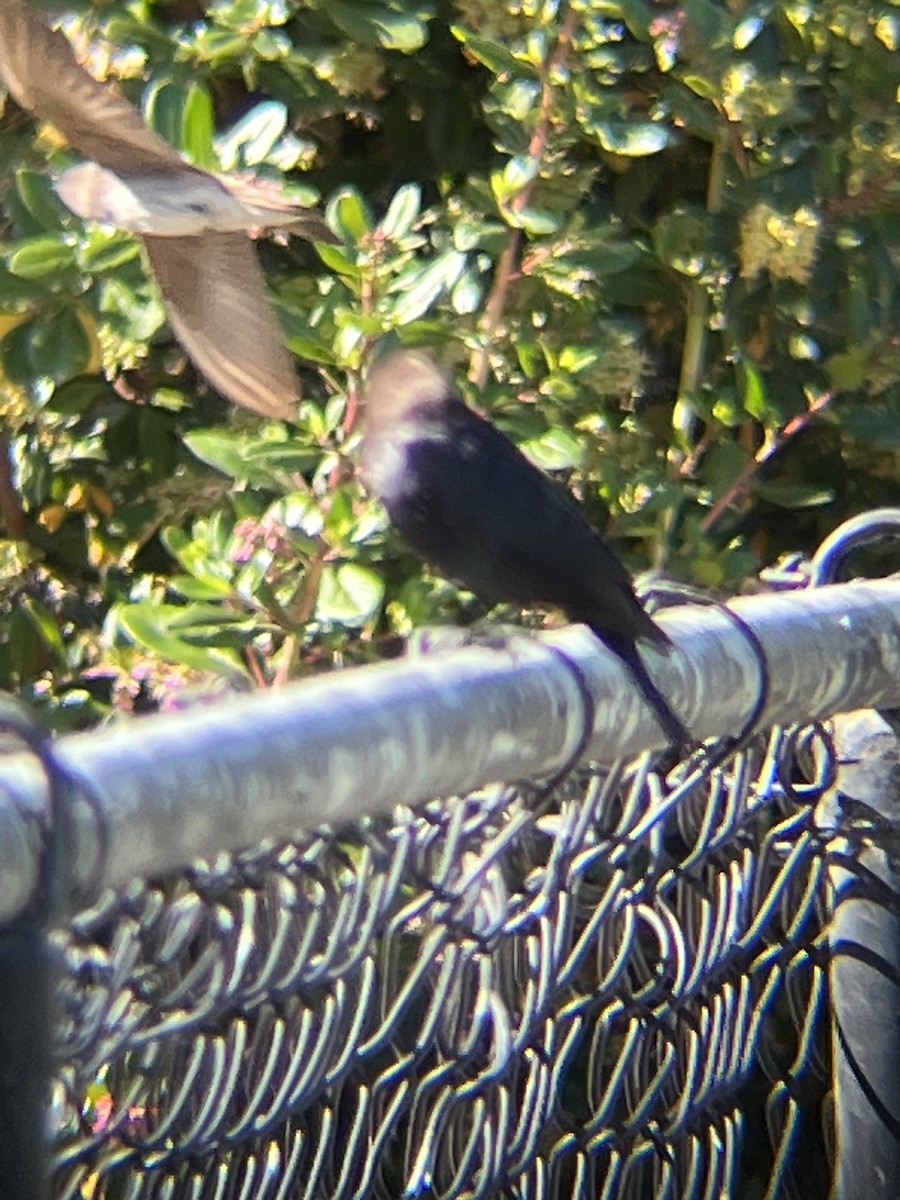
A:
[1,579,900,919]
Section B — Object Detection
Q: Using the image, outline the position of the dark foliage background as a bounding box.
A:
[1,0,898,727]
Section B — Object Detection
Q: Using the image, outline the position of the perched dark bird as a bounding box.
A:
[361,350,689,747]
[0,0,335,418]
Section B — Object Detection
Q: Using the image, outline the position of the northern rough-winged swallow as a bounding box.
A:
[0,0,335,418]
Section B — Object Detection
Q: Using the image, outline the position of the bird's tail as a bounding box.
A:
[593,627,690,749]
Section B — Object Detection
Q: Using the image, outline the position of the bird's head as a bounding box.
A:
[362,349,457,430]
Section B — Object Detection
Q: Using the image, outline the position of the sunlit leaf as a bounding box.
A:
[316,562,384,624]
[739,360,769,422]
[143,76,183,151]
[451,29,534,77]
[21,596,66,658]
[76,231,141,274]
[216,101,289,169]
[15,169,66,230]
[181,83,216,169]
[328,188,374,242]
[379,185,421,240]
[113,602,250,674]
[388,251,467,325]
[520,427,583,471]
[330,0,428,50]
[8,235,77,279]
[595,122,673,156]
[751,482,834,509]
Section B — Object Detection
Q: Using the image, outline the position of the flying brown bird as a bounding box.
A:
[0,0,334,418]
[362,350,690,747]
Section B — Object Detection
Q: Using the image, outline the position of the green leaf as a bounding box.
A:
[451,29,535,78]
[113,602,250,674]
[733,15,765,51]
[143,76,183,152]
[595,122,673,156]
[329,1,428,51]
[45,377,117,415]
[558,347,599,374]
[15,169,67,230]
[681,73,719,101]
[162,527,236,596]
[838,405,900,448]
[739,360,769,422]
[184,430,261,479]
[216,100,289,170]
[451,271,482,315]
[181,82,216,169]
[7,235,77,279]
[285,333,338,364]
[315,243,360,278]
[21,596,66,659]
[77,230,141,274]
[511,207,562,236]
[652,207,708,275]
[1,308,90,384]
[316,563,384,624]
[327,188,374,242]
[192,29,250,61]
[751,482,834,509]
[530,237,642,297]
[491,156,540,205]
[0,270,47,307]
[8,609,42,683]
[711,390,744,428]
[185,428,320,484]
[826,348,868,391]
[170,576,238,601]
[387,250,467,325]
[614,0,654,40]
[519,427,583,471]
[379,184,421,240]
[699,441,751,494]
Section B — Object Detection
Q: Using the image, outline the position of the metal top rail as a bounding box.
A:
[1,578,899,920]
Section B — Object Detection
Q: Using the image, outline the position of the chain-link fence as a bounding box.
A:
[3,512,900,1200]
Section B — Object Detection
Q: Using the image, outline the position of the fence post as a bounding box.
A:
[823,710,900,1199]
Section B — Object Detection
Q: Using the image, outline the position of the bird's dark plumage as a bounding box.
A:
[361,351,689,747]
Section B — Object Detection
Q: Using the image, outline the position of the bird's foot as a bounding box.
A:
[407,622,529,656]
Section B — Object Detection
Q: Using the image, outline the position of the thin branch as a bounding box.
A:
[698,389,836,534]
[823,174,900,220]
[470,3,579,389]
[471,234,521,389]
[272,633,299,688]
[674,127,729,411]
[0,435,27,540]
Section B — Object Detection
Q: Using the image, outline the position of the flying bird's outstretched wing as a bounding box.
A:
[0,0,331,418]
[0,0,185,173]
[143,233,302,420]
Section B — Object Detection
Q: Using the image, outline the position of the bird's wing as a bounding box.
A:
[143,233,299,419]
[0,1,302,418]
[0,0,188,173]
[407,405,663,644]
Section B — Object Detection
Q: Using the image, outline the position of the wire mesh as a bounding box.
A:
[10,510,900,1199]
[47,721,837,1200]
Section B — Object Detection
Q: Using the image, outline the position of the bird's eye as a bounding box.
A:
[187,202,213,214]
